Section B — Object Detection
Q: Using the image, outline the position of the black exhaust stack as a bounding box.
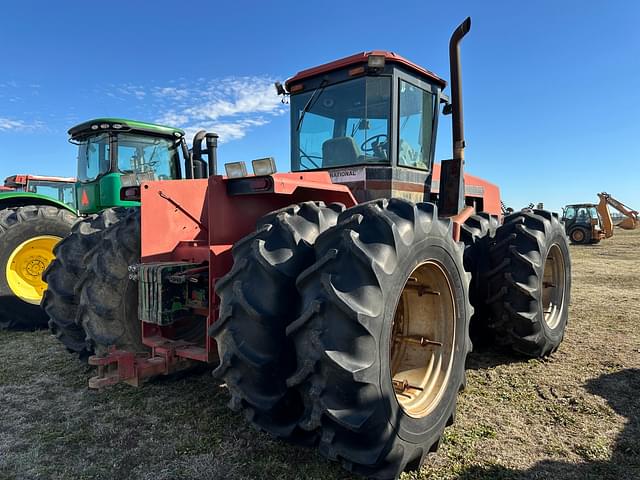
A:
[438,17,471,217]
[191,130,208,178]
[205,133,219,176]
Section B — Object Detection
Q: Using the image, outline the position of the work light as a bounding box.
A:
[224,161,248,178]
[251,157,277,176]
[367,55,386,69]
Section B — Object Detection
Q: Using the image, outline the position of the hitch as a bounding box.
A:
[87,342,199,389]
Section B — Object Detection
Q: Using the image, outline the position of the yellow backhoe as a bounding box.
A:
[597,192,639,236]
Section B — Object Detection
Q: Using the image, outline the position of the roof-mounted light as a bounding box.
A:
[113,123,123,129]
[367,54,386,69]
[252,157,277,176]
[224,161,248,179]
[91,124,99,130]
[100,123,110,129]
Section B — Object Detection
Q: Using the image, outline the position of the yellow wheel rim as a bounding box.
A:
[5,235,61,305]
[390,260,456,419]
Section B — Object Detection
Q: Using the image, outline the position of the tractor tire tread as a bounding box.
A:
[43,207,131,357]
[210,201,345,443]
[287,198,472,479]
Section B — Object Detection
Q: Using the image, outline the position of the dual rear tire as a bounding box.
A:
[211,199,472,478]
[43,208,131,356]
[485,210,571,357]
[43,208,145,357]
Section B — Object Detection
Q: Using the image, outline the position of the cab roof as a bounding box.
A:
[68,118,185,138]
[5,174,76,186]
[285,51,447,91]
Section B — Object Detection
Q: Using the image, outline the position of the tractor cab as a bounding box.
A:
[562,203,605,244]
[3,174,77,209]
[286,52,445,204]
[69,118,216,214]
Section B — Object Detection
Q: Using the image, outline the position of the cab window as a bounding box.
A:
[292,76,391,171]
[398,79,436,170]
[564,207,576,219]
[77,133,110,182]
[116,134,179,180]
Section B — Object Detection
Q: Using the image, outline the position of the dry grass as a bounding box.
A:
[1,230,639,480]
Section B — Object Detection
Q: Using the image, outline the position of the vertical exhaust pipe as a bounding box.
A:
[438,17,472,217]
[191,130,208,178]
[450,16,471,162]
[205,133,219,176]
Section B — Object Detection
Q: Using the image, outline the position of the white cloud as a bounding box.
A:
[101,76,285,144]
[118,85,147,99]
[0,117,43,131]
[153,87,189,100]
[182,78,282,121]
[152,76,284,144]
[182,118,270,143]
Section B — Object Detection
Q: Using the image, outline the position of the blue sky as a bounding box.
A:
[0,0,638,213]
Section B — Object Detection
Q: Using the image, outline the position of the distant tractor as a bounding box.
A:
[562,203,606,244]
[0,175,77,329]
[43,118,217,355]
[51,18,571,479]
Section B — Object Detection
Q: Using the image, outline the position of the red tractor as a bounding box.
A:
[58,18,571,479]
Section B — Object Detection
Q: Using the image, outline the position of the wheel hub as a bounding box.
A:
[5,235,61,305]
[390,260,456,419]
[542,244,566,329]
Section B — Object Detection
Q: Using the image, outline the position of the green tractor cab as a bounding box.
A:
[69,118,213,214]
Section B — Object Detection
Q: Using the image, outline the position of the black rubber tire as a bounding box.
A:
[77,209,145,355]
[460,213,499,345]
[486,210,571,357]
[286,199,472,479]
[42,208,130,357]
[568,226,590,245]
[0,206,76,330]
[210,201,345,443]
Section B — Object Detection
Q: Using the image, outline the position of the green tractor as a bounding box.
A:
[43,118,215,355]
[0,175,78,329]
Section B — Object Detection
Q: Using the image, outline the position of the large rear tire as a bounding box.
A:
[460,213,498,345]
[76,209,145,354]
[0,205,76,330]
[42,208,130,356]
[486,210,571,357]
[210,201,344,443]
[287,199,472,479]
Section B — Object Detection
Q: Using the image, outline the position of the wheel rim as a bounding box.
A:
[5,235,61,305]
[571,229,584,242]
[390,260,456,419]
[542,244,566,329]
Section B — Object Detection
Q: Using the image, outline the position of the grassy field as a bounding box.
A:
[1,230,638,480]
